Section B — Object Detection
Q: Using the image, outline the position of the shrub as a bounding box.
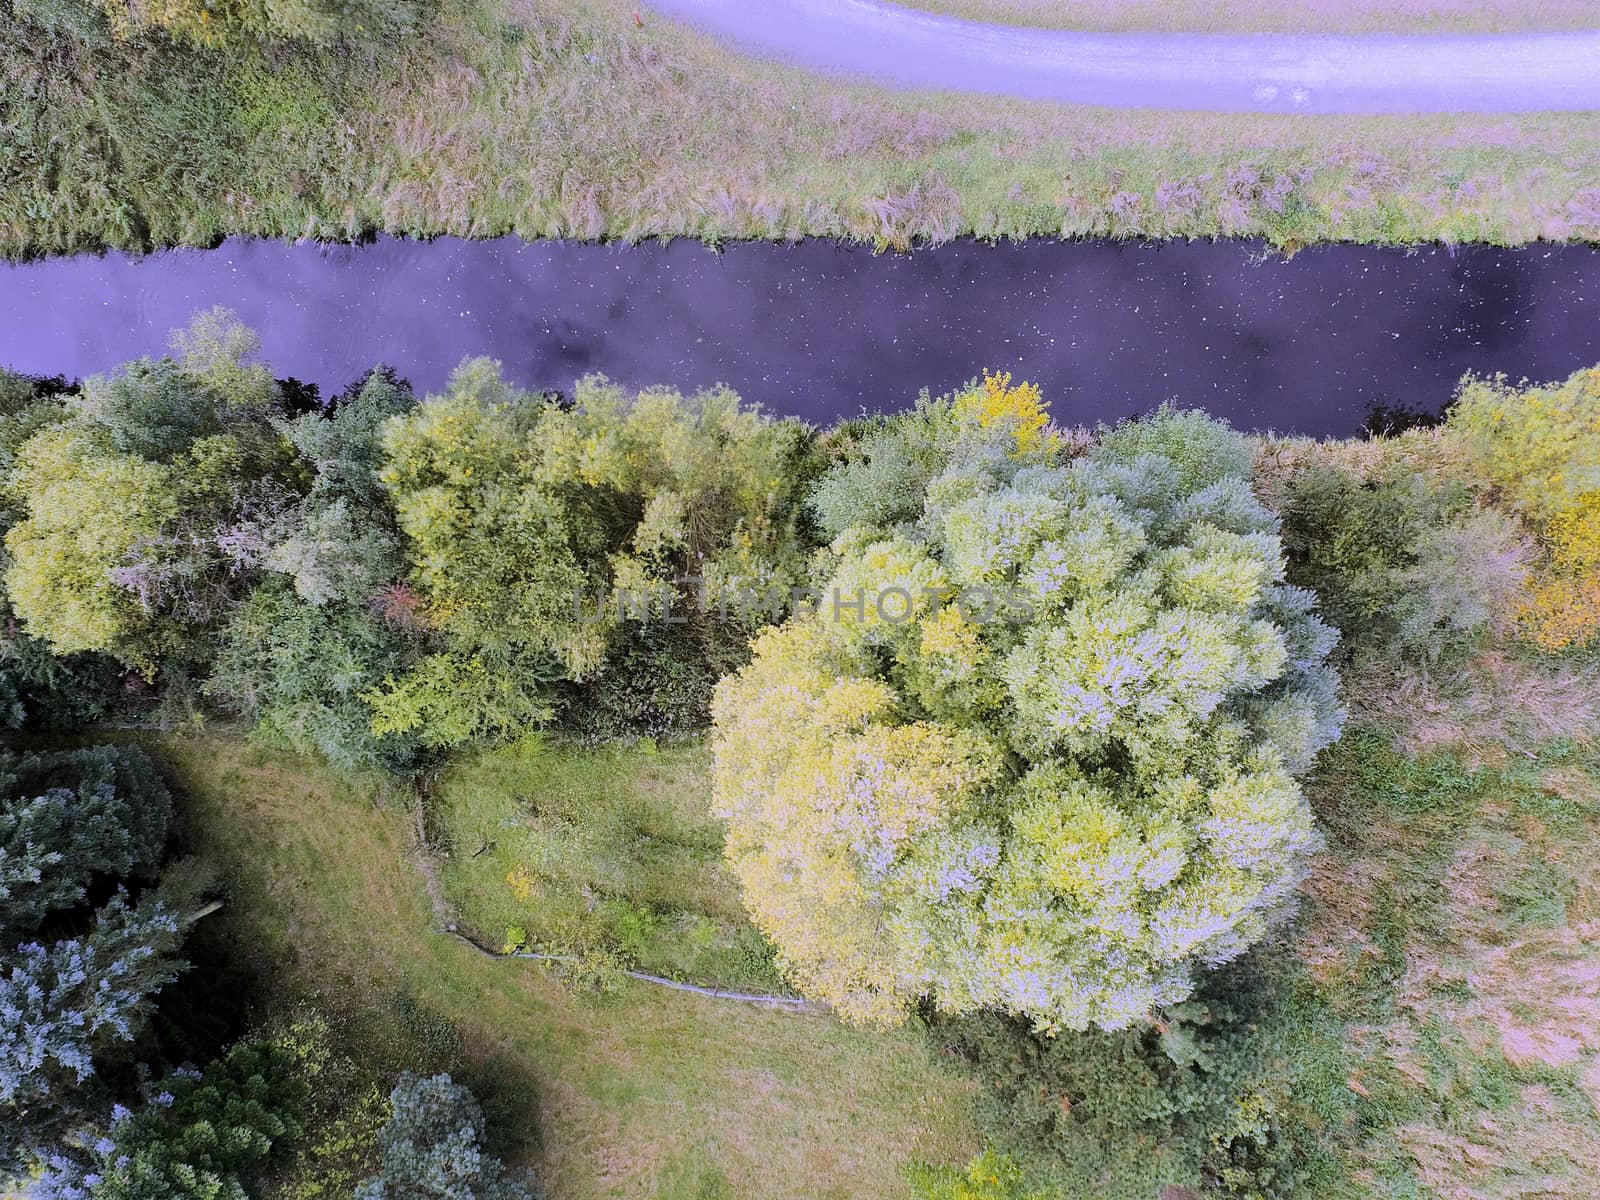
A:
[1,745,172,935]
[906,1150,1045,1200]
[356,1072,532,1200]
[206,580,426,773]
[1448,368,1600,651]
[0,611,123,731]
[925,959,1299,1199]
[713,392,1342,1032]
[1277,463,1527,662]
[555,621,723,743]
[11,0,111,42]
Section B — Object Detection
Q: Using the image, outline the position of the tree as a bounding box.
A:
[38,1036,310,1200]
[204,368,431,771]
[712,387,1343,1033]
[357,1072,532,1200]
[0,878,197,1119]
[372,362,813,748]
[2,313,299,669]
[1,746,172,935]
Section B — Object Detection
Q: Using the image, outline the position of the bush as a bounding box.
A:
[206,579,427,773]
[906,1150,1045,1200]
[925,959,1301,1199]
[356,1072,532,1200]
[1277,463,1527,663]
[713,393,1343,1032]
[555,621,725,743]
[11,0,111,42]
[1448,367,1600,651]
[0,611,123,730]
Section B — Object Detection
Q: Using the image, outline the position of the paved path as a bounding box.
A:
[646,0,1600,113]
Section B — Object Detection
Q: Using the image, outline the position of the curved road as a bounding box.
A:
[646,0,1600,113]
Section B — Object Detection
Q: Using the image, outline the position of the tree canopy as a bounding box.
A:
[712,386,1344,1032]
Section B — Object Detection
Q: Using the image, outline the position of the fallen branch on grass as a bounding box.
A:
[441,927,825,1011]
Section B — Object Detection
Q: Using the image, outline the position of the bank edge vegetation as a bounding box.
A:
[6,0,1600,257]
[1,306,1598,1198]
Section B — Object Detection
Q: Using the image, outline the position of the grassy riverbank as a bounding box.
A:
[5,0,1600,257]
[890,0,1600,35]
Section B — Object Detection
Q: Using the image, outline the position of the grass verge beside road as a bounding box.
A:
[5,0,1600,257]
[888,0,1600,35]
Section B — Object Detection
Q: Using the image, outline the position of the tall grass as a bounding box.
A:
[4,0,1600,257]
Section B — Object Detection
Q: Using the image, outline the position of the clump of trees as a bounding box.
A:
[712,387,1344,1032]
[3,310,295,673]
[3,314,820,765]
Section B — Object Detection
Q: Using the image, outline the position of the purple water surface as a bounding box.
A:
[1,236,1596,436]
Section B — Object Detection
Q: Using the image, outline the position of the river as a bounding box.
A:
[1,235,1596,436]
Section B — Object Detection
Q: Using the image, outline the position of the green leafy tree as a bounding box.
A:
[713,393,1343,1032]
[2,313,298,669]
[372,362,813,748]
[1,746,172,935]
[356,1072,532,1200]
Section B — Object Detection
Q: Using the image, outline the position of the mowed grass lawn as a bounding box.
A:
[145,732,977,1200]
[890,0,1600,34]
[6,0,1600,257]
